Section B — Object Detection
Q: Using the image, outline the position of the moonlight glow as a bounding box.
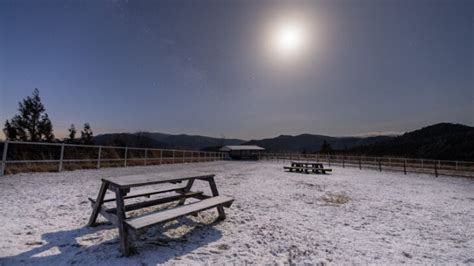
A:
[273,21,306,57]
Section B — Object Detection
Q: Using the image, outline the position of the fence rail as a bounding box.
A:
[258,153,474,178]
[2,141,473,178]
[0,140,225,176]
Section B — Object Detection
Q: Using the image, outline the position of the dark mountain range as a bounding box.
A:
[244,134,392,153]
[94,133,169,148]
[94,132,245,150]
[350,123,474,161]
[138,132,171,142]
[93,123,473,161]
[141,133,245,150]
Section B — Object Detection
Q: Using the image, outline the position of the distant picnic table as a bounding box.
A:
[88,173,234,256]
[284,161,332,174]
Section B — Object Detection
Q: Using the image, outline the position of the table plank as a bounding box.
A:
[102,173,214,189]
[125,195,234,231]
[291,161,323,165]
[100,185,187,203]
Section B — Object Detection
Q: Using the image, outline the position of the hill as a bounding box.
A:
[350,123,474,161]
[93,123,474,161]
[93,133,169,148]
[94,132,245,150]
[244,134,392,153]
[140,133,245,150]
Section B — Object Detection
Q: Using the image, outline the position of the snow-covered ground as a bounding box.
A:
[1,161,473,265]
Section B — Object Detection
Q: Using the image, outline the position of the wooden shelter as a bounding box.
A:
[220,145,265,160]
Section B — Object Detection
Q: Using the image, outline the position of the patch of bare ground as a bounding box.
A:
[320,192,350,205]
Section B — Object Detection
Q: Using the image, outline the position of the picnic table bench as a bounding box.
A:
[284,161,332,174]
[88,173,234,256]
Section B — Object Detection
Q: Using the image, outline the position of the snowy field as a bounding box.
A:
[1,161,473,265]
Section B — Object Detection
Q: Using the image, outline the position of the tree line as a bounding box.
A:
[3,89,95,144]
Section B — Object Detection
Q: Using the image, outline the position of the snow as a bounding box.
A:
[220,145,265,151]
[0,161,473,265]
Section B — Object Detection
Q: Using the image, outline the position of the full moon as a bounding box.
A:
[273,21,306,56]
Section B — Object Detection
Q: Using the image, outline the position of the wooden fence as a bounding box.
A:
[2,141,473,178]
[258,153,474,178]
[0,140,225,176]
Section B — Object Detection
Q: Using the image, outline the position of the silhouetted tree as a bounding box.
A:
[39,114,54,142]
[80,123,93,144]
[3,121,18,140]
[3,89,55,142]
[320,140,333,154]
[67,124,76,142]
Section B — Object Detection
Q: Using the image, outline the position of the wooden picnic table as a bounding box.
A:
[88,173,234,256]
[291,161,324,168]
[284,161,332,174]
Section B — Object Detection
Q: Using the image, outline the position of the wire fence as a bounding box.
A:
[2,141,473,178]
[258,153,474,178]
[0,140,225,176]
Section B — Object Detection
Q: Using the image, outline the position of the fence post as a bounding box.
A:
[455,161,458,171]
[359,156,362,170]
[434,161,438,177]
[342,156,345,168]
[1,141,9,176]
[124,147,128,167]
[58,143,65,172]
[144,148,148,166]
[378,158,382,172]
[97,146,102,169]
[404,159,407,175]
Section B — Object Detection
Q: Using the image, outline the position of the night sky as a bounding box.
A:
[1,0,472,140]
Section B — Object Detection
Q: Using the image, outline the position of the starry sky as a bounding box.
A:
[1,0,472,140]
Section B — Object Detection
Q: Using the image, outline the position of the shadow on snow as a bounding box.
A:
[1,217,223,265]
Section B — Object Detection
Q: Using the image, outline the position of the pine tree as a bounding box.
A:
[3,120,18,140]
[3,89,55,142]
[80,123,93,144]
[320,140,333,154]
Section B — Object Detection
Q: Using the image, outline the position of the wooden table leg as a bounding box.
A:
[178,179,194,205]
[88,181,109,226]
[207,177,226,220]
[114,187,131,256]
